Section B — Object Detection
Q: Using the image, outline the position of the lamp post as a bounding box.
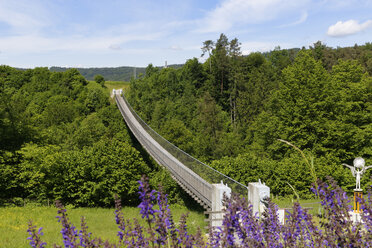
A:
[342,157,372,213]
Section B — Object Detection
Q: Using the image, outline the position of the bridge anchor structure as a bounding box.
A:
[113,90,269,227]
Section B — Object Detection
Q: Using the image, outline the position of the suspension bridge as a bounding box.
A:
[113,91,267,213]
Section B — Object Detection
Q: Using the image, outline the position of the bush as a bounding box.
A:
[16,139,150,207]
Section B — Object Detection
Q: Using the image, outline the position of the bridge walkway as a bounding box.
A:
[114,92,248,210]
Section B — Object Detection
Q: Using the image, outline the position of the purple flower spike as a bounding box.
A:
[154,185,171,246]
[178,213,191,246]
[55,200,78,248]
[114,195,127,244]
[138,175,157,246]
[25,175,371,247]
[262,200,283,248]
[208,226,222,248]
[138,175,156,223]
[78,216,96,247]
[132,218,149,247]
[283,202,321,247]
[27,220,47,248]
[314,177,365,246]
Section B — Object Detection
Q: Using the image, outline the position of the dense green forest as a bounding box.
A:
[127,35,372,198]
[0,67,182,207]
[1,35,371,207]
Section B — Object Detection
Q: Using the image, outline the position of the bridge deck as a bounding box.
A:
[115,93,212,209]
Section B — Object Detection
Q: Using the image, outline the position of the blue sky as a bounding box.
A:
[0,0,371,68]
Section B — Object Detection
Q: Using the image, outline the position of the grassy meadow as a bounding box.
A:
[105,81,130,93]
[0,204,206,248]
[273,198,321,216]
[103,81,130,104]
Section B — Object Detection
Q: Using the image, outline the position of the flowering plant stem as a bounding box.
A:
[278,139,320,199]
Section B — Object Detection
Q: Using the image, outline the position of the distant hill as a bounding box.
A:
[50,64,183,81]
[49,66,145,81]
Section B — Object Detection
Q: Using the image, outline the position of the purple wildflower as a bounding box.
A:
[283,202,322,247]
[114,195,126,244]
[314,177,363,246]
[178,213,192,247]
[261,199,283,248]
[138,175,156,223]
[25,175,372,247]
[27,220,47,248]
[208,226,222,248]
[55,200,79,248]
[78,216,96,247]
[124,219,135,248]
[191,227,206,248]
[235,197,264,247]
[154,185,171,246]
[168,214,180,247]
[131,218,149,248]
[220,194,239,247]
[359,184,372,246]
[138,175,156,247]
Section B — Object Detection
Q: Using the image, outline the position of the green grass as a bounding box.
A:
[272,198,321,216]
[105,81,130,94]
[103,81,130,104]
[0,204,206,248]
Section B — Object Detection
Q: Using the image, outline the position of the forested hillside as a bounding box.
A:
[49,64,183,81]
[127,34,372,198]
[1,35,371,207]
[49,66,145,81]
[0,67,181,207]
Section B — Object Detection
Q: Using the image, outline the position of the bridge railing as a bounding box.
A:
[117,94,249,201]
[116,94,213,208]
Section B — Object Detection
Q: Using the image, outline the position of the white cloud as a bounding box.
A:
[197,0,309,33]
[109,44,122,50]
[0,32,165,53]
[168,45,183,51]
[292,11,308,25]
[280,11,308,27]
[327,19,372,37]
